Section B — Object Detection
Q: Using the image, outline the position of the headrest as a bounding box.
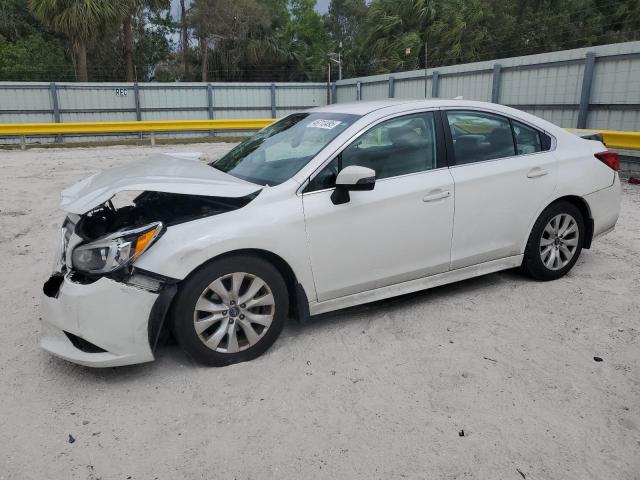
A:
[489,127,513,148]
[389,125,426,148]
[455,136,481,149]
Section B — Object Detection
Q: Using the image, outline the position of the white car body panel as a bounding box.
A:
[61,153,260,214]
[448,150,558,269]
[133,184,316,295]
[40,275,157,367]
[584,176,621,238]
[39,99,622,367]
[303,168,455,301]
[308,255,524,315]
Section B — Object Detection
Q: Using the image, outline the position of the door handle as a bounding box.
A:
[423,190,450,202]
[527,167,549,178]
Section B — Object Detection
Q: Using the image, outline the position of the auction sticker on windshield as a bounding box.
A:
[307,119,342,129]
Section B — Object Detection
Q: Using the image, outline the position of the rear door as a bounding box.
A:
[444,109,557,269]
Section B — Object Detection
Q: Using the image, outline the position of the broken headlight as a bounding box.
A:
[71,222,163,274]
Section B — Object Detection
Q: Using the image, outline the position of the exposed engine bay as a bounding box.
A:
[75,190,260,241]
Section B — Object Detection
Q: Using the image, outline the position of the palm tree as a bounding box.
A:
[189,0,282,82]
[359,0,433,73]
[121,0,169,81]
[29,0,127,81]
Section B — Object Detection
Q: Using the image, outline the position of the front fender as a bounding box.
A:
[133,191,316,302]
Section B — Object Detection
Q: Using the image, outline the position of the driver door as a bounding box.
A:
[302,111,455,302]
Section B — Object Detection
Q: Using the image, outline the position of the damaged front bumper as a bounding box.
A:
[40,271,176,368]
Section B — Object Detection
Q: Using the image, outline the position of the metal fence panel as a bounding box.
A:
[361,81,389,100]
[591,56,640,105]
[2,41,640,147]
[275,84,325,108]
[394,77,428,99]
[334,41,640,134]
[589,109,640,131]
[439,72,492,101]
[501,63,584,105]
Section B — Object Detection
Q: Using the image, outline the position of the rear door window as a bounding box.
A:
[446,111,516,165]
[512,120,542,155]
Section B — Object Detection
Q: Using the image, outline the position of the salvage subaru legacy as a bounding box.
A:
[40,100,621,367]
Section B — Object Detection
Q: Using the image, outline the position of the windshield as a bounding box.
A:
[210,112,360,185]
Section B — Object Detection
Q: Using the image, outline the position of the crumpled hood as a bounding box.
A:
[60,153,261,214]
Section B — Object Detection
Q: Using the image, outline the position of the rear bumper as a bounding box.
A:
[40,274,159,367]
[584,173,621,240]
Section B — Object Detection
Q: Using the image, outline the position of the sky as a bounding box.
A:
[316,0,330,13]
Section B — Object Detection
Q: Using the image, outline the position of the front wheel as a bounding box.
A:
[522,201,585,281]
[171,256,288,366]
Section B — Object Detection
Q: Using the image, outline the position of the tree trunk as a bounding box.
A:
[180,0,189,80]
[74,41,88,81]
[124,14,135,82]
[200,38,208,82]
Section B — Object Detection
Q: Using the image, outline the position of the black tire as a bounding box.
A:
[522,201,585,281]
[171,255,288,366]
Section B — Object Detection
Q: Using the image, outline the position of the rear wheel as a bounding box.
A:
[522,201,585,281]
[171,256,288,366]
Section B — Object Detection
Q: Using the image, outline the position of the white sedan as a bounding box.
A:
[40,100,621,367]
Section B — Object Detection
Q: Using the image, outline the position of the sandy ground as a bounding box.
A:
[0,143,639,480]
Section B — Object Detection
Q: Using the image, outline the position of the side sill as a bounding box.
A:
[308,255,524,316]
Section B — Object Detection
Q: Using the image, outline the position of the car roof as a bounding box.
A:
[311,99,514,116]
[310,99,568,136]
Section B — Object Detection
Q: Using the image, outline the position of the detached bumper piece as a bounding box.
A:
[40,272,166,367]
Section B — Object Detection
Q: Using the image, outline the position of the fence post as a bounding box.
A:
[431,71,439,98]
[491,64,502,103]
[133,82,142,121]
[356,81,362,101]
[331,82,337,104]
[207,83,215,138]
[388,76,395,98]
[270,84,277,118]
[49,82,62,143]
[207,83,214,119]
[577,52,596,129]
[133,82,142,140]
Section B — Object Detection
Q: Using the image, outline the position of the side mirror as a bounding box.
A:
[330,165,376,205]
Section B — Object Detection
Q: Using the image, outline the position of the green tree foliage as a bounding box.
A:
[286,0,329,80]
[0,0,73,81]
[343,0,639,76]
[1,0,639,82]
[28,0,128,81]
[121,0,170,81]
[0,0,41,41]
[357,0,435,73]
[0,33,72,80]
[324,0,368,77]
[189,0,273,81]
[86,10,173,81]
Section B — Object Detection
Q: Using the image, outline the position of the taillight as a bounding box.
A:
[595,151,619,172]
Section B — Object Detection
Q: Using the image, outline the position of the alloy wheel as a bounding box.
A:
[193,272,275,353]
[539,213,580,271]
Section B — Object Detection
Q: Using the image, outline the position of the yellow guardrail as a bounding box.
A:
[0,119,638,151]
[0,119,274,136]
[568,129,640,150]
